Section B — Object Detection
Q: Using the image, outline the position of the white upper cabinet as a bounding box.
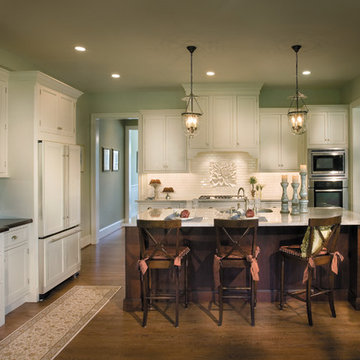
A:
[307,106,348,148]
[39,85,77,140]
[141,110,187,172]
[183,83,262,158]
[0,68,9,177]
[235,96,258,149]
[9,71,82,145]
[212,95,236,149]
[259,109,304,171]
[188,96,210,150]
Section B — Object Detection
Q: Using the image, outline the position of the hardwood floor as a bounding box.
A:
[1,228,360,359]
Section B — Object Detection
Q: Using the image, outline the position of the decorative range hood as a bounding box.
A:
[181,83,264,159]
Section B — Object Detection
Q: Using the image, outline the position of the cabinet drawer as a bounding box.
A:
[5,226,28,250]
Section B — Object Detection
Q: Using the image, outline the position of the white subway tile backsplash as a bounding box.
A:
[142,152,300,201]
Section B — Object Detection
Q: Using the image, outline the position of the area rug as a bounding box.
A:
[0,285,120,360]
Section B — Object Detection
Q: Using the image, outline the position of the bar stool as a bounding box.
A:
[214,218,260,326]
[137,219,190,327]
[279,216,343,326]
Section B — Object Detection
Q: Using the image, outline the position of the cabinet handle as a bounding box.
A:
[11,235,18,240]
[57,126,63,130]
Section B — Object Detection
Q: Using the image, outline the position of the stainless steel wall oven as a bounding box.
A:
[308,178,348,209]
[308,148,348,209]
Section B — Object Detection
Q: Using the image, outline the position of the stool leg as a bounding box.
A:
[250,278,255,326]
[142,271,149,327]
[280,254,285,310]
[175,266,180,327]
[328,268,336,318]
[184,255,189,308]
[306,268,313,326]
[218,266,223,326]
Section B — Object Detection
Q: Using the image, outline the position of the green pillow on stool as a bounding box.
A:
[300,226,331,258]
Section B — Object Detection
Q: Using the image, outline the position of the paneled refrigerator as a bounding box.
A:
[38,141,81,296]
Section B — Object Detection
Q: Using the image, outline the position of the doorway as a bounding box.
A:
[125,126,138,219]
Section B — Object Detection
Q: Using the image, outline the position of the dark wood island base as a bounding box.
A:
[124,224,360,311]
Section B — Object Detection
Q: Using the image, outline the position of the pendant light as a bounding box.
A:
[288,45,309,135]
[182,46,202,138]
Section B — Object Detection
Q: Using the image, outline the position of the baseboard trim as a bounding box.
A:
[99,220,124,239]
[80,234,91,249]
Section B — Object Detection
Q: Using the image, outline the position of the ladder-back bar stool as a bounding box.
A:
[137,219,190,327]
[214,218,260,326]
[279,215,343,326]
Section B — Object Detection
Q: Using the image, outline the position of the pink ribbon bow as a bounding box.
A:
[174,247,190,267]
[302,257,316,283]
[331,251,344,275]
[138,257,149,275]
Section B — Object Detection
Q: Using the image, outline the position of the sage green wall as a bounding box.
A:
[99,119,125,229]
[259,86,344,107]
[86,89,185,113]
[0,48,37,71]
[342,75,360,104]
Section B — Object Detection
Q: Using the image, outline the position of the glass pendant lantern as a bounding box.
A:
[288,45,309,135]
[182,46,202,138]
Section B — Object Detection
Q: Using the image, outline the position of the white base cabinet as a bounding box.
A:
[0,233,4,326]
[39,227,81,295]
[4,225,30,314]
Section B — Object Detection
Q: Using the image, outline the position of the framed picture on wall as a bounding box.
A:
[102,147,111,172]
[112,149,119,171]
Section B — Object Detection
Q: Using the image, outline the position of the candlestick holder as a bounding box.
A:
[299,170,308,213]
[290,182,300,215]
[280,182,290,214]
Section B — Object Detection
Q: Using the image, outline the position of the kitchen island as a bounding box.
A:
[124,207,360,311]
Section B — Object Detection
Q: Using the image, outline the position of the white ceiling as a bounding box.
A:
[1,0,360,93]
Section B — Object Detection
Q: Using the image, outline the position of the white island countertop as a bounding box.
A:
[124,207,360,227]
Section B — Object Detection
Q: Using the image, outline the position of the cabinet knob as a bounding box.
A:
[57,126,63,130]
[11,235,18,240]
[236,141,239,145]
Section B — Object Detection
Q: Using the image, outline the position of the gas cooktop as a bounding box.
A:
[198,195,240,200]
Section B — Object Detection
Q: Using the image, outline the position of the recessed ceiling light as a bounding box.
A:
[206,71,215,76]
[111,73,120,78]
[302,70,311,75]
[74,46,86,52]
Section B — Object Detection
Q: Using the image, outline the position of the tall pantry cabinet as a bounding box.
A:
[3,71,82,305]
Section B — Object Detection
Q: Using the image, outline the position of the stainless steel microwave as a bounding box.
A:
[308,149,347,177]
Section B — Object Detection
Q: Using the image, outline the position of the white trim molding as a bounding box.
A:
[99,220,124,240]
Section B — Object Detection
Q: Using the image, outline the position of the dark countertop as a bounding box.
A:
[0,218,33,233]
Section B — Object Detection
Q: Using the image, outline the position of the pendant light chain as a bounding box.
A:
[295,49,299,111]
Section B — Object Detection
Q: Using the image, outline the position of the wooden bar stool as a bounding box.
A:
[214,218,260,326]
[279,216,343,326]
[137,219,190,327]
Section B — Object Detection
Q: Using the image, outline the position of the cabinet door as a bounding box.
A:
[64,232,80,271]
[259,114,280,170]
[40,142,65,236]
[58,94,76,137]
[236,96,258,148]
[143,116,165,171]
[0,81,7,176]
[67,145,81,228]
[164,115,187,171]
[44,237,64,289]
[4,244,29,308]
[212,96,236,149]
[308,112,327,146]
[189,96,210,149]
[280,115,301,170]
[39,86,58,134]
[328,112,347,145]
